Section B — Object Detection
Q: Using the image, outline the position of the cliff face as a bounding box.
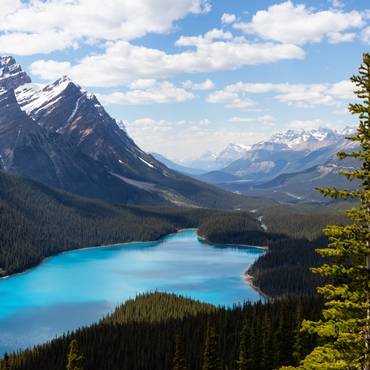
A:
[0,56,243,209]
[0,56,31,90]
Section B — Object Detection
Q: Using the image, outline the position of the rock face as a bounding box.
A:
[222,127,357,180]
[0,56,238,208]
[0,56,31,90]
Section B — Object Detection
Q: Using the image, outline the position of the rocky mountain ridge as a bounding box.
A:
[178,142,251,171]
[175,127,356,172]
[0,55,249,209]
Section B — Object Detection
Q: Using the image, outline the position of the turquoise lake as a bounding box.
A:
[0,230,264,355]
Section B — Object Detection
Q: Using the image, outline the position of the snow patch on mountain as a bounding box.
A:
[15,76,74,117]
[177,142,251,170]
[268,126,356,147]
[116,120,128,133]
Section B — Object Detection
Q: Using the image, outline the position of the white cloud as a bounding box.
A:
[30,40,305,87]
[182,79,215,90]
[327,31,356,43]
[332,108,349,114]
[329,0,345,8]
[258,115,274,122]
[287,119,333,130]
[124,118,267,158]
[95,80,196,105]
[221,13,236,24]
[216,81,357,109]
[233,1,365,45]
[0,0,212,55]
[361,26,370,44]
[228,117,255,122]
[204,28,233,40]
[206,90,257,108]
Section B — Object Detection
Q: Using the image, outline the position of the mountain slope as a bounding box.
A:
[0,56,252,209]
[222,127,357,181]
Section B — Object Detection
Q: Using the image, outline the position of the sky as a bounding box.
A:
[0,0,369,160]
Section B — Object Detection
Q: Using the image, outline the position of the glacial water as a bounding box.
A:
[0,229,264,355]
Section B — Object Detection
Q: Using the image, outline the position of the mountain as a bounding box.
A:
[150,152,207,175]
[0,56,252,209]
[178,142,251,171]
[222,126,357,180]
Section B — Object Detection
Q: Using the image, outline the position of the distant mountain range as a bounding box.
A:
[159,126,359,204]
[0,56,252,209]
[177,142,251,171]
[221,126,357,180]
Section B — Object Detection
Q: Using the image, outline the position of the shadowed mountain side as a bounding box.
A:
[0,56,255,209]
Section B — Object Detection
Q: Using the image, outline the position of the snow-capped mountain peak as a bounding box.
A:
[0,56,31,90]
[267,127,350,148]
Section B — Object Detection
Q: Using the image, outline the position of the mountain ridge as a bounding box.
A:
[0,55,252,209]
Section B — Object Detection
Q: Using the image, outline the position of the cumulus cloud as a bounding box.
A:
[182,79,215,90]
[233,1,365,45]
[361,26,370,44]
[221,13,236,24]
[228,117,255,122]
[30,40,305,87]
[332,108,349,114]
[95,80,196,105]
[287,119,333,130]
[215,80,356,109]
[327,31,356,43]
[329,0,345,8]
[206,90,257,108]
[0,0,211,55]
[124,118,267,158]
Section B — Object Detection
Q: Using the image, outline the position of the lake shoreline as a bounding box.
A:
[196,232,271,301]
[0,228,199,280]
[1,228,272,302]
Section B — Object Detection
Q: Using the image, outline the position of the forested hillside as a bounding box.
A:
[198,203,350,298]
[0,169,267,276]
[1,292,323,370]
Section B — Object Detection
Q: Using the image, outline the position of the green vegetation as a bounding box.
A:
[4,54,370,369]
[0,169,267,277]
[281,52,370,369]
[198,203,350,298]
[66,340,84,370]
[0,292,323,370]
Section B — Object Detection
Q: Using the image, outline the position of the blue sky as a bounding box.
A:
[1,0,369,159]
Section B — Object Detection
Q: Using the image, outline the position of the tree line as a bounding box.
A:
[1,291,324,370]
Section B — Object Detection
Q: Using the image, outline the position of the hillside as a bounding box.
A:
[0,169,271,276]
[2,291,323,370]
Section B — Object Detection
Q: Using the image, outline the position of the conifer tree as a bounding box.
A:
[1,353,10,370]
[281,52,370,369]
[274,301,293,368]
[66,339,84,370]
[261,312,274,370]
[292,300,309,366]
[237,315,250,370]
[202,318,221,370]
[173,335,189,370]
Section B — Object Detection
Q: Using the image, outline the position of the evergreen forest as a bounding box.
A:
[0,168,350,370]
[1,292,324,370]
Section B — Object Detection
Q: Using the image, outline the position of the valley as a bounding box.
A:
[0,54,365,370]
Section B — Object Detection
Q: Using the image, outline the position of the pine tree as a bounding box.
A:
[237,314,250,370]
[66,339,84,370]
[1,353,10,370]
[202,318,221,370]
[274,301,293,368]
[173,335,189,370]
[292,300,309,366]
[261,312,274,370]
[281,52,370,369]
